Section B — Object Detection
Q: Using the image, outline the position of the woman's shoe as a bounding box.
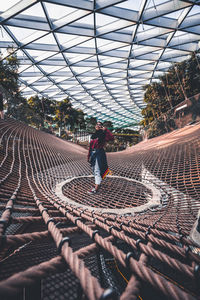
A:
[87,187,97,194]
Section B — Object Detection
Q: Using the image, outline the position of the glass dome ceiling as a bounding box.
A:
[0,0,200,128]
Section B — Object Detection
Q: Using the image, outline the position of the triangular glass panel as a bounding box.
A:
[55,33,91,49]
[19,2,47,19]
[76,39,96,49]
[165,8,186,20]
[97,40,128,52]
[0,1,21,11]
[39,65,64,74]
[96,13,121,28]
[31,33,57,46]
[72,13,94,26]
[44,2,77,21]
[71,66,96,74]
[7,26,45,44]
[25,49,56,61]
[115,0,143,11]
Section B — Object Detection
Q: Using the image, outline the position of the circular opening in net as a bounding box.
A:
[62,176,153,209]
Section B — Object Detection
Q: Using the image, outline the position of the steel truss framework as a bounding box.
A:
[0,0,200,127]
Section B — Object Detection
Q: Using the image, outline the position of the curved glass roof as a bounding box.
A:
[0,0,200,128]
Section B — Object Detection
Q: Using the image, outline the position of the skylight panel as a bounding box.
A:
[156,61,172,70]
[57,78,77,85]
[19,65,37,74]
[0,26,13,43]
[59,84,76,90]
[22,86,36,93]
[73,58,98,68]
[71,66,97,76]
[7,26,45,45]
[187,5,200,17]
[106,83,122,89]
[104,77,122,83]
[55,33,82,44]
[117,25,137,35]
[137,23,155,33]
[94,94,106,99]
[0,0,199,128]
[104,45,131,57]
[69,90,81,96]
[76,39,96,49]
[83,84,101,89]
[32,33,57,46]
[24,76,43,85]
[97,19,134,36]
[48,91,60,97]
[64,53,92,63]
[98,55,124,64]
[129,69,150,76]
[79,76,98,83]
[45,52,63,62]
[153,70,164,77]
[25,50,57,62]
[44,2,77,21]
[114,91,129,96]
[19,2,45,18]
[37,85,53,92]
[129,59,153,68]
[96,38,113,48]
[0,0,20,11]
[173,30,187,38]
[165,8,185,20]
[128,78,144,84]
[95,13,120,27]
[39,65,64,74]
[97,41,128,52]
[115,0,143,12]
[56,33,91,48]
[76,13,94,26]
[101,67,122,75]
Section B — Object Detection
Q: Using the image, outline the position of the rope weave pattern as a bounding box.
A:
[0,118,200,300]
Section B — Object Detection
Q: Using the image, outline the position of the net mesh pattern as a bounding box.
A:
[0,118,200,300]
[62,177,150,208]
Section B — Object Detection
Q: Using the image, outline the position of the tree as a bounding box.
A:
[69,108,85,131]
[27,95,45,128]
[0,48,21,117]
[54,98,73,133]
[103,120,113,131]
[140,51,200,137]
[85,117,97,133]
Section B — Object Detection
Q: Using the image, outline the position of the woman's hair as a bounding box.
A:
[91,129,105,144]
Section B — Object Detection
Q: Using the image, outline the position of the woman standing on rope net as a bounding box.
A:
[87,121,114,194]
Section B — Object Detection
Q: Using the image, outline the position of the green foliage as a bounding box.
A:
[141,52,200,137]
[54,98,72,129]
[27,96,45,128]
[0,49,19,93]
[102,120,113,131]
[185,94,200,121]
[53,98,86,132]
[68,108,85,130]
[0,49,21,117]
[0,50,86,131]
[85,117,97,133]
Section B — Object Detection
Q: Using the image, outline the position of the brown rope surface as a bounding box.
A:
[0,118,200,300]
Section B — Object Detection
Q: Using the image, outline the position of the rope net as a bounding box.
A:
[0,118,200,300]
